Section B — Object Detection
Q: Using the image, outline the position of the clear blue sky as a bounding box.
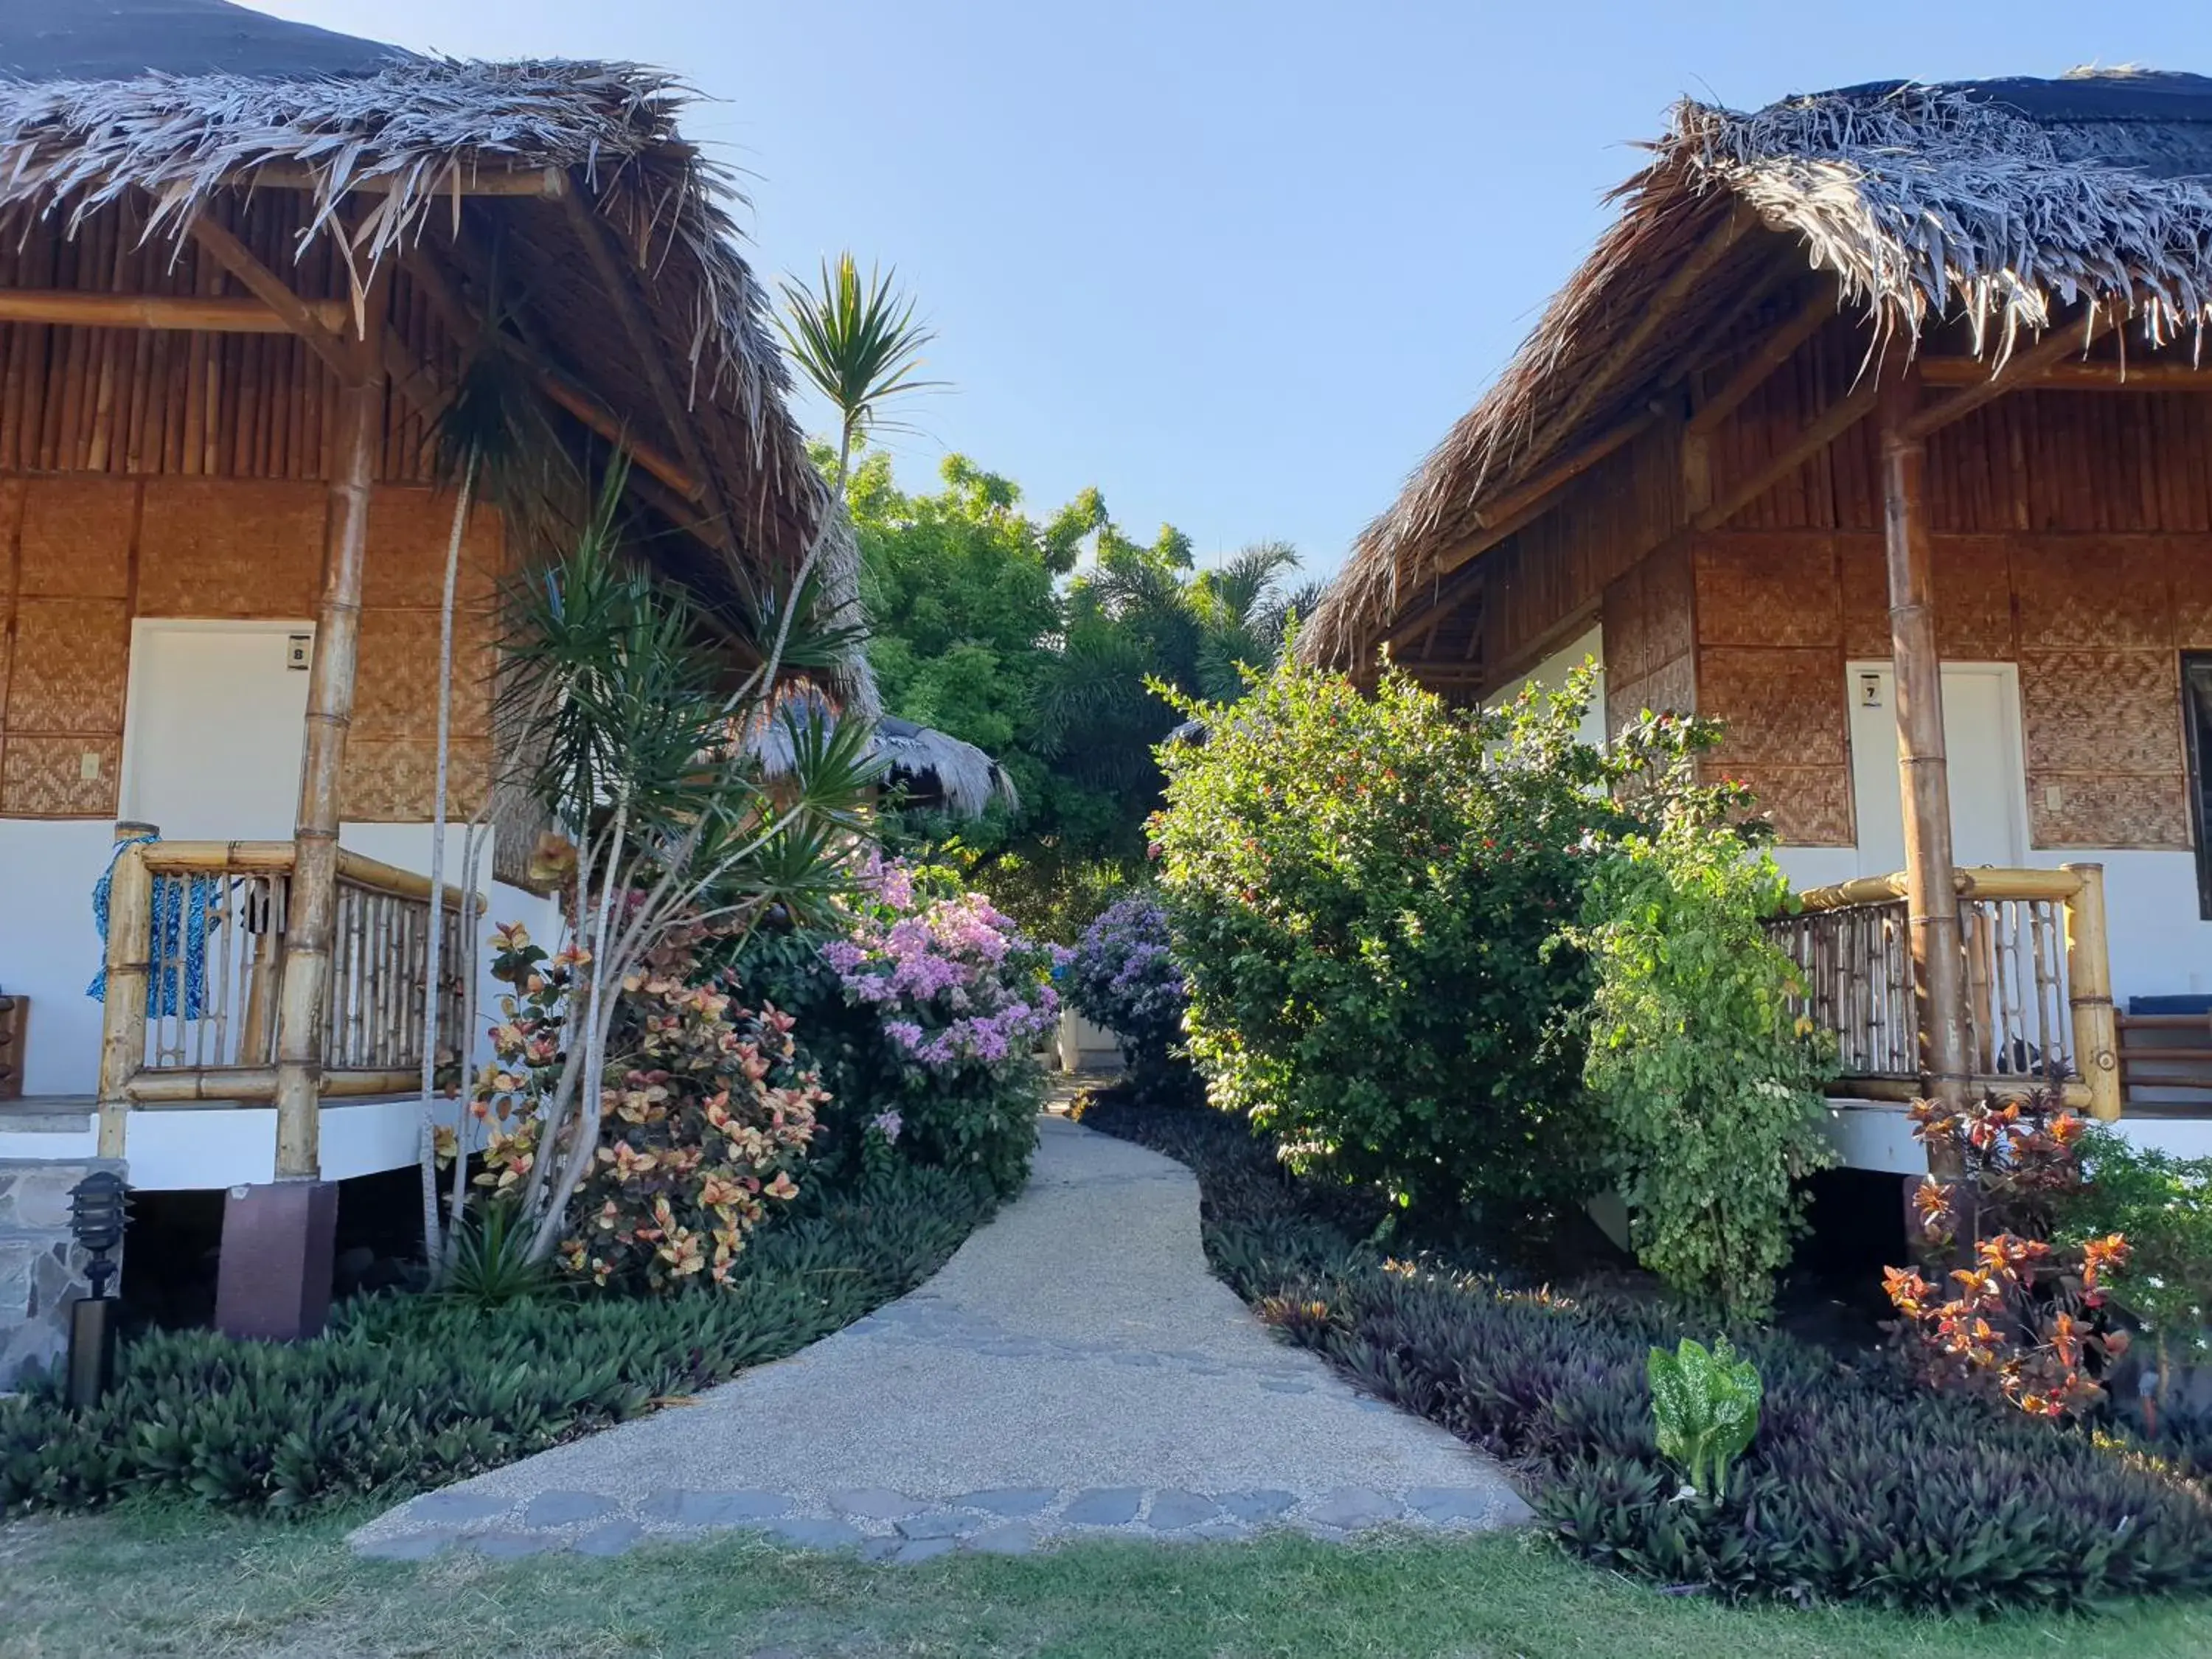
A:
[258,1,2212,578]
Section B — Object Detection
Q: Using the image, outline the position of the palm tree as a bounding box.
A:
[777,254,944,491]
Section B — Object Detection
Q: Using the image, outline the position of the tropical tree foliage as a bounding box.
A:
[842,448,1312,933]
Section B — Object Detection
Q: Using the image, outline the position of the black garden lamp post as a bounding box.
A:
[66,1170,129,1408]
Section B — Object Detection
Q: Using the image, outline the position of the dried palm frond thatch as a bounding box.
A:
[0,43,874,712]
[747,694,1018,820]
[1304,70,2212,667]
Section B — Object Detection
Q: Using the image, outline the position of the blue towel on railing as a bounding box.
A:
[86,834,215,1020]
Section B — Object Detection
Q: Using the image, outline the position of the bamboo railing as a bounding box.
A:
[93,830,480,1155]
[1762,863,2121,1121]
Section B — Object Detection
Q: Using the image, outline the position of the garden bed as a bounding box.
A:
[1077,1092,2212,1615]
[0,1166,1001,1517]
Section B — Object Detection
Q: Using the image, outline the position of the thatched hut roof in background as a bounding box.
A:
[748,692,1018,819]
[1304,68,2212,668]
[0,0,875,716]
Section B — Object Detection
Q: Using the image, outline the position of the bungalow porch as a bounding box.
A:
[1303,69,2212,1170]
[0,1,862,1346]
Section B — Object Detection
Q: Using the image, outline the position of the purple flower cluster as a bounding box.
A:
[820,858,1060,1080]
[1066,894,1188,1065]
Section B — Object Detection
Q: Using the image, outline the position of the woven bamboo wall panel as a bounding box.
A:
[351,610,493,741]
[4,597,128,732]
[1,734,120,816]
[2014,539,2173,650]
[2019,648,2183,778]
[362,489,504,611]
[1837,534,1890,658]
[341,737,492,821]
[1722,763,1854,847]
[1697,646,1848,768]
[1602,567,1650,684]
[136,478,324,616]
[1643,538,1695,667]
[18,476,133,599]
[1929,535,2018,658]
[2171,539,2212,647]
[2030,771,2190,850]
[1694,534,1839,647]
[1605,653,1697,737]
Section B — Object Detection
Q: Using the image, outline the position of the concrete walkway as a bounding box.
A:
[349,1115,1530,1562]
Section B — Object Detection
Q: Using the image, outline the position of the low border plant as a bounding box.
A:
[1077,1093,2212,1615]
[0,1166,998,1517]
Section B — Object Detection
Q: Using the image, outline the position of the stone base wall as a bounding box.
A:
[0,1158,124,1389]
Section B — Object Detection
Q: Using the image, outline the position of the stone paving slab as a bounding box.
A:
[350,1116,1531,1562]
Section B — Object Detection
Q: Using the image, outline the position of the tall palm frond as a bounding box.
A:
[1251,579,1325,658]
[777,253,945,486]
[1197,540,1301,626]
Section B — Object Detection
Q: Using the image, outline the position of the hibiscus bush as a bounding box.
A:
[740,855,1059,1197]
[1065,892,1196,1102]
[469,922,824,1293]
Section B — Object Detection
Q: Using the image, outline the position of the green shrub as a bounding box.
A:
[1151,655,1728,1220]
[0,1166,997,1517]
[2065,1126,2212,1364]
[1576,811,1837,1315]
[1081,1096,2212,1614]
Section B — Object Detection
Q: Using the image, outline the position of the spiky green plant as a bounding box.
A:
[776,253,944,487]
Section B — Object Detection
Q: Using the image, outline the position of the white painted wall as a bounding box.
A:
[1823,1097,2212,1174]
[1775,658,2212,1009]
[1507,626,1607,749]
[0,818,124,1098]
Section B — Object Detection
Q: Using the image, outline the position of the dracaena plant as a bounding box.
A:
[493,460,880,1266]
[1647,1335,1761,1495]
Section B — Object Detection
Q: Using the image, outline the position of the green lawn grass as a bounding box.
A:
[6,1505,2212,1659]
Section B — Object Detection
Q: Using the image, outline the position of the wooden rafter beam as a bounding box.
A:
[1918,349,2202,391]
[1381,562,1486,651]
[1902,303,2123,442]
[181,206,449,442]
[187,211,353,377]
[1686,278,1840,438]
[1691,377,1882,532]
[0,288,350,334]
[559,175,740,555]
[1517,202,1754,466]
[398,240,708,506]
[1435,408,1660,577]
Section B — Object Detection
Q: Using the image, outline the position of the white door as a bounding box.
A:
[121,622,313,839]
[1848,661,2028,876]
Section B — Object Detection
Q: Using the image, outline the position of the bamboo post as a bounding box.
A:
[94,823,159,1158]
[1879,369,1971,1164]
[2062,862,2124,1121]
[271,280,389,1180]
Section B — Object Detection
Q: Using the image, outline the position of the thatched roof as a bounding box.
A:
[0,0,875,715]
[749,692,1018,819]
[1304,68,2212,667]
